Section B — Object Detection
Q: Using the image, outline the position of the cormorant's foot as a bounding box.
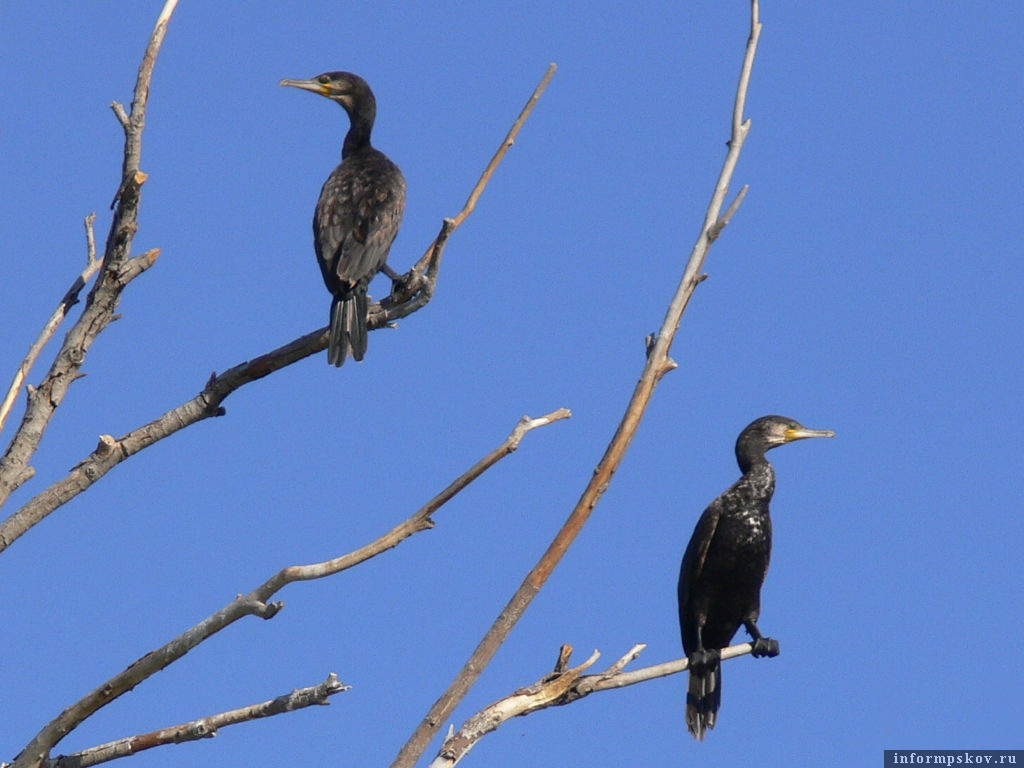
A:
[750,637,780,658]
[687,648,721,674]
[387,271,418,300]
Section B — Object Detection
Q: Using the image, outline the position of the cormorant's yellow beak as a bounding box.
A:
[279,78,331,96]
[784,426,836,442]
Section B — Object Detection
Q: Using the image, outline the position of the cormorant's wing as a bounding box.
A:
[314,151,406,292]
[679,500,722,607]
[335,184,401,283]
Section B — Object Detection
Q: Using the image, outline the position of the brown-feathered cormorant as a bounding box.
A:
[677,415,834,740]
[280,71,406,366]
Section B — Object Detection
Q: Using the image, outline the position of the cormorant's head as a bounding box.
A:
[748,415,835,448]
[279,71,376,126]
[735,415,834,470]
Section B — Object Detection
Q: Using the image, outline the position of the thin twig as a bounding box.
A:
[255,409,569,591]
[429,642,757,767]
[381,63,557,323]
[0,66,555,556]
[0,215,102,437]
[707,184,749,242]
[110,0,179,208]
[9,410,567,768]
[48,674,348,768]
[392,4,762,765]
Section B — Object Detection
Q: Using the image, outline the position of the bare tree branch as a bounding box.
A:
[0,215,101,438]
[707,184,749,242]
[430,642,757,767]
[9,410,567,768]
[0,0,179,510]
[430,648,601,768]
[47,674,348,768]
[566,641,755,697]
[110,0,179,206]
[253,409,569,591]
[0,65,556,557]
[379,62,557,324]
[392,4,763,765]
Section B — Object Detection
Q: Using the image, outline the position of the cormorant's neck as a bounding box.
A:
[736,454,776,502]
[736,440,769,475]
[341,103,376,159]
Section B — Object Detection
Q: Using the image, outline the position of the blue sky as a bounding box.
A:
[1,1,1022,766]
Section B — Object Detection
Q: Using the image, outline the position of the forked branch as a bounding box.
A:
[0,0,178,512]
[430,642,758,767]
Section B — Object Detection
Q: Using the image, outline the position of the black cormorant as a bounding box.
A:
[677,415,834,740]
[280,71,406,366]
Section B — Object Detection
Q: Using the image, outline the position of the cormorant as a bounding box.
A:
[677,415,834,740]
[280,71,406,366]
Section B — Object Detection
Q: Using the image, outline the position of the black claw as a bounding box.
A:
[750,637,780,658]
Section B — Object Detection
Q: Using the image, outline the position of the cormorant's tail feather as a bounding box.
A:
[686,662,721,740]
[328,286,368,366]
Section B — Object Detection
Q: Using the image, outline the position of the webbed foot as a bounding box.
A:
[750,637,780,658]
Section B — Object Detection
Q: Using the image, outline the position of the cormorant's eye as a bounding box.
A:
[318,75,330,84]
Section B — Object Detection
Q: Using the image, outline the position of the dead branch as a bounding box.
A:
[47,674,348,768]
[431,648,601,768]
[255,409,569,590]
[8,410,567,768]
[0,0,177,511]
[431,642,757,767]
[0,216,101,438]
[383,63,558,319]
[0,64,556,557]
[392,3,763,766]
